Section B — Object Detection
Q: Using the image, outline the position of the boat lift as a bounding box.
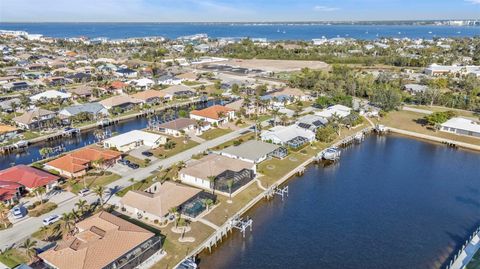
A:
[273,186,289,201]
[230,215,253,238]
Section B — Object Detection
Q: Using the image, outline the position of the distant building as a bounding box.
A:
[155,118,206,137]
[103,130,167,152]
[315,104,352,119]
[30,90,72,102]
[59,103,108,119]
[403,84,429,95]
[13,108,57,130]
[190,105,235,125]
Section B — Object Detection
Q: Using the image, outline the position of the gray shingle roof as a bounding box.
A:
[220,140,280,162]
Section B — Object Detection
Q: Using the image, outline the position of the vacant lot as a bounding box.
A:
[222,58,329,72]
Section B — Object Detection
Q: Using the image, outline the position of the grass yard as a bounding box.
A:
[151,136,199,159]
[378,110,480,145]
[405,105,480,118]
[211,132,255,151]
[199,128,232,140]
[71,172,121,194]
[0,248,29,268]
[28,202,58,217]
[125,155,150,168]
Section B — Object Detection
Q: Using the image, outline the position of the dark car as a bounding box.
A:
[128,163,139,169]
[141,151,153,157]
[118,159,131,165]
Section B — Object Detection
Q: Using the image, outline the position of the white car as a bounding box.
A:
[42,214,60,226]
[78,188,90,197]
[11,206,25,219]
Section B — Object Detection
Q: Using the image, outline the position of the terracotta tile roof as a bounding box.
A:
[0,165,59,189]
[157,118,196,131]
[46,147,122,174]
[110,81,127,89]
[39,211,155,269]
[120,181,201,217]
[130,90,166,101]
[190,105,233,120]
[0,181,22,201]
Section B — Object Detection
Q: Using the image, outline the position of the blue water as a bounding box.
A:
[0,23,479,40]
[199,135,480,269]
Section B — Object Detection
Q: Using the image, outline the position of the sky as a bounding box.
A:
[0,0,479,22]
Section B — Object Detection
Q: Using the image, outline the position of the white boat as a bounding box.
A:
[14,140,28,148]
[322,147,341,161]
[354,132,365,142]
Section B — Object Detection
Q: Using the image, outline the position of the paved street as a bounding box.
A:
[0,125,252,248]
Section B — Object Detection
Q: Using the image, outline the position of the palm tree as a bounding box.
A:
[207,176,216,194]
[59,212,76,239]
[34,186,47,205]
[227,179,234,199]
[202,198,214,212]
[93,185,105,208]
[0,203,9,229]
[75,199,89,216]
[20,238,37,262]
[271,108,280,127]
[169,207,180,227]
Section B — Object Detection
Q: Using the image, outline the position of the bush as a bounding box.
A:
[28,202,57,217]
[233,140,241,146]
[154,219,159,224]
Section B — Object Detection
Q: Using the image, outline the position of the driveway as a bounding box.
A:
[0,124,254,247]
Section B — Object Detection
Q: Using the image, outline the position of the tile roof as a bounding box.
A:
[0,181,22,201]
[190,105,233,120]
[120,181,201,217]
[0,165,59,189]
[110,81,127,89]
[39,211,154,269]
[180,154,253,181]
[13,108,56,125]
[157,118,197,131]
[130,90,166,101]
[46,147,122,174]
[0,124,18,134]
[99,95,142,108]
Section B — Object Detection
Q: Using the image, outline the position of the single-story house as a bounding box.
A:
[130,90,166,105]
[272,87,310,101]
[0,181,22,205]
[261,125,316,148]
[179,154,256,193]
[103,130,167,152]
[13,108,57,130]
[39,211,160,269]
[315,104,352,119]
[119,181,206,221]
[403,84,428,95]
[0,164,60,193]
[0,98,20,112]
[190,105,235,125]
[161,85,195,100]
[296,114,328,132]
[114,68,138,78]
[219,140,286,163]
[30,90,72,102]
[440,117,480,138]
[59,103,108,120]
[0,124,18,142]
[157,75,184,85]
[44,147,122,178]
[156,118,202,137]
[99,95,143,110]
[129,78,155,89]
[67,85,94,99]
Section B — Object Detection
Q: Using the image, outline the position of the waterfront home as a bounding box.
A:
[58,103,109,121]
[103,130,167,152]
[128,78,155,90]
[315,104,352,119]
[0,164,60,193]
[99,95,143,111]
[38,211,161,269]
[67,85,94,99]
[260,125,316,148]
[179,154,256,193]
[403,84,428,95]
[190,105,235,125]
[161,85,195,100]
[155,118,207,137]
[130,89,166,105]
[13,108,57,130]
[440,117,480,138]
[219,140,286,164]
[29,90,72,102]
[114,67,138,78]
[0,98,20,112]
[157,74,183,85]
[119,181,209,221]
[44,147,122,178]
[296,114,328,132]
[0,124,18,142]
[0,181,22,205]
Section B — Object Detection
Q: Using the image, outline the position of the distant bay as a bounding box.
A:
[0,23,479,40]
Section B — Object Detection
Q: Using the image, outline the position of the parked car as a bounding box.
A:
[128,163,139,169]
[141,151,153,157]
[11,206,26,219]
[43,214,60,226]
[78,188,90,197]
[118,159,130,166]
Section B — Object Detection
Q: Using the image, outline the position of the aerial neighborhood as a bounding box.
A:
[0,27,479,269]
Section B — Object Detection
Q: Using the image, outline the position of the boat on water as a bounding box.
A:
[176,257,197,269]
[13,140,28,148]
[354,132,365,142]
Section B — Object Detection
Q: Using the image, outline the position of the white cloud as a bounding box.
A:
[465,0,480,4]
[313,5,339,12]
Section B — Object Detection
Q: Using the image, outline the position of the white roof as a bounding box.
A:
[441,117,480,134]
[103,130,165,148]
[315,104,351,119]
[129,78,155,87]
[261,125,315,143]
[30,90,71,101]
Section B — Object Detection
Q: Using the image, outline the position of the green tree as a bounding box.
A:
[20,239,37,262]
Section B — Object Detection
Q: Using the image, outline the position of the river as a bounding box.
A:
[198,134,480,269]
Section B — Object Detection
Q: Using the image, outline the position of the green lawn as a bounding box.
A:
[125,155,149,168]
[150,136,199,159]
[199,128,232,140]
[211,132,255,151]
[0,248,29,268]
[28,202,58,217]
[182,81,203,86]
[116,176,156,197]
[71,172,121,194]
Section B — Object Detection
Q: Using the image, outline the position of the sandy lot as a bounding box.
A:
[222,58,329,72]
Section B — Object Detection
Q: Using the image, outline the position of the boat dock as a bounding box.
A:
[446,226,480,269]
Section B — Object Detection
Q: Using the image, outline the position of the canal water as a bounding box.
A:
[198,134,480,269]
[0,100,217,170]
